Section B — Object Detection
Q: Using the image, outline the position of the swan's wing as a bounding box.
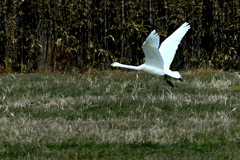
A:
[142,30,164,69]
[159,22,190,69]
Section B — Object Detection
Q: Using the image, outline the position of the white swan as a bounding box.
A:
[111,22,190,88]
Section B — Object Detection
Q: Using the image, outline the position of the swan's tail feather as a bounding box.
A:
[164,70,181,79]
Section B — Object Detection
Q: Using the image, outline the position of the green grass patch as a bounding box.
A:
[0,71,240,159]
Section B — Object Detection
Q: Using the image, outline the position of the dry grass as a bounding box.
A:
[183,68,224,75]
[0,70,240,159]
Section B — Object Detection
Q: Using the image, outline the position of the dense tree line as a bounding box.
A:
[0,0,239,73]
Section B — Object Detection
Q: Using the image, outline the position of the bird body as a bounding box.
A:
[111,22,190,88]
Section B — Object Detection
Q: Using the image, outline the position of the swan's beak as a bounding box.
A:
[109,63,114,68]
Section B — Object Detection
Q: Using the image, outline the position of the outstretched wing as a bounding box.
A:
[142,30,164,69]
[159,22,190,69]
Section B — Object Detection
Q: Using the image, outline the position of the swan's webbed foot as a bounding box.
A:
[178,78,182,81]
[164,75,174,88]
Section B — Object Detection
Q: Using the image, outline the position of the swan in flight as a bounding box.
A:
[111,22,190,88]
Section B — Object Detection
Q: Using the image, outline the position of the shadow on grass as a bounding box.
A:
[1,139,240,159]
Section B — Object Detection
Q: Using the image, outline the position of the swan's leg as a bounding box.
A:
[178,78,182,81]
[164,75,174,88]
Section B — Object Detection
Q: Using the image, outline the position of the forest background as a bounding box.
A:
[0,0,239,73]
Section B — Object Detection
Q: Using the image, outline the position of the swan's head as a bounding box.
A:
[110,62,120,67]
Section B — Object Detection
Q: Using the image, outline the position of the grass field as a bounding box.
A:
[0,70,240,159]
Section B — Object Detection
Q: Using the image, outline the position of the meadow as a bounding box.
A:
[0,70,240,159]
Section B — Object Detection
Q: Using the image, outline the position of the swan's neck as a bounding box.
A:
[115,63,141,71]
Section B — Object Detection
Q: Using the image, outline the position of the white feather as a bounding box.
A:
[111,22,190,87]
[159,22,190,70]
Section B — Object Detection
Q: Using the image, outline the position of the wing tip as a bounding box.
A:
[150,29,158,36]
[183,22,191,29]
